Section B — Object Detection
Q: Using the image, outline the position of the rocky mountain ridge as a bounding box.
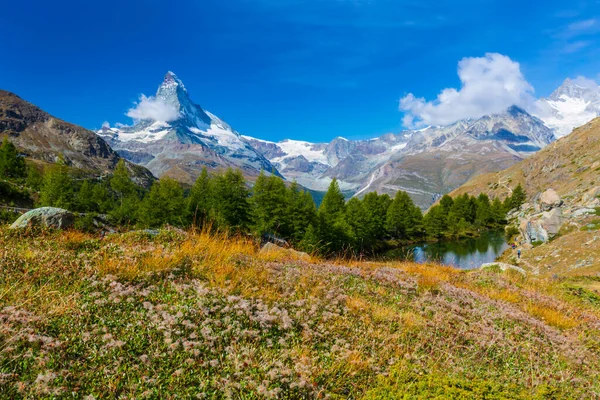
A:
[0,90,153,186]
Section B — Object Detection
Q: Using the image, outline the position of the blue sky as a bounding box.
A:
[1,0,599,142]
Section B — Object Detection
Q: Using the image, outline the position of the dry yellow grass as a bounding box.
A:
[526,303,578,330]
[2,226,600,397]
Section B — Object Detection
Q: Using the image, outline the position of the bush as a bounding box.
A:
[0,209,20,224]
[505,225,520,240]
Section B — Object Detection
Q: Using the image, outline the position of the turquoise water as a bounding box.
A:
[381,231,509,270]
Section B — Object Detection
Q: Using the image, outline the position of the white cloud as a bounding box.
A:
[567,18,597,33]
[126,95,180,122]
[101,121,110,129]
[571,75,600,89]
[399,53,537,128]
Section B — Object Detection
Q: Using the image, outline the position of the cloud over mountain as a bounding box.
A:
[126,94,180,122]
[399,53,537,128]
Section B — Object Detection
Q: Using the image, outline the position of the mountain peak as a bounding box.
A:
[506,105,527,116]
[153,71,210,125]
[162,71,186,91]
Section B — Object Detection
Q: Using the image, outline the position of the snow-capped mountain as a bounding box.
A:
[244,133,413,191]
[245,106,555,207]
[94,72,580,208]
[536,78,600,138]
[98,72,278,183]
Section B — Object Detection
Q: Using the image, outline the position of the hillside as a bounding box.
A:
[1,226,599,398]
[449,117,600,201]
[449,117,600,275]
[0,90,153,186]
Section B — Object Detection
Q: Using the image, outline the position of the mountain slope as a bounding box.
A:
[449,117,600,276]
[99,72,279,184]
[536,78,600,138]
[0,90,153,185]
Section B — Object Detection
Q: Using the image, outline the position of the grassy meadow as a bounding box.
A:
[1,226,600,398]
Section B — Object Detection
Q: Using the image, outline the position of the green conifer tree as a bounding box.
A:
[0,137,26,179]
[386,191,420,239]
[475,193,492,227]
[211,168,250,231]
[39,156,73,209]
[509,184,526,210]
[286,181,317,242]
[317,179,348,254]
[188,168,212,226]
[363,192,391,242]
[109,159,140,225]
[423,205,447,238]
[251,171,289,236]
[138,178,185,227]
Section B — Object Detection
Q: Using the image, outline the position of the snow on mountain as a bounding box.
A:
[535,78,600,137]
[95,72,583,207]
[98,72,278,183]
[246,106,555,207]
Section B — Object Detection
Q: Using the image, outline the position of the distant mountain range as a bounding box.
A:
[2,72,598,209]
[247,105,556,207]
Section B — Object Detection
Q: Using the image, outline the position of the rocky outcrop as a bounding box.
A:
[10,207,74,230]
[518,191,565,244]
[539,189,563,211]
[259,242,311,262]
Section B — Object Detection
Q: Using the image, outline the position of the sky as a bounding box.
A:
[1,0,599,142]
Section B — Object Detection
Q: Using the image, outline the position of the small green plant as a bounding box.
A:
[505,225,520,240]
[581,219,600,231]
[0,208,20,223]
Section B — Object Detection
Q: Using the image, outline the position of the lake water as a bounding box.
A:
[381,231,509,270]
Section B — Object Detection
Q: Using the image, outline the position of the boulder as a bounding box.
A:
[10,207,74,230]
[539,189,562,211]
[518,208,564,244]
[539,208,563,237]
[519,219,548,244]
[259,242,311,261]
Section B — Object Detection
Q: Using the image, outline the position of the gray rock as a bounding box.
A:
[259,242,311,261]
[10,207,74,230]
[539,189,562,211]
[572,208,597,218]
[519,205,565,244]
[520,219,549,243]
[539,208,563,236]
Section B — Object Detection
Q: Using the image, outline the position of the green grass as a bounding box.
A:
[581,219,600,231]
[1,226,599,398]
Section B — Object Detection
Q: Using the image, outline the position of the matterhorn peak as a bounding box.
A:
[162,71,186,91]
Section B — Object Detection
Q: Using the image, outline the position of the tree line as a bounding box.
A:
[0,137,526,255]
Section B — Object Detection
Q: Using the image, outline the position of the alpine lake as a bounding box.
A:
[380,230,509,270]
